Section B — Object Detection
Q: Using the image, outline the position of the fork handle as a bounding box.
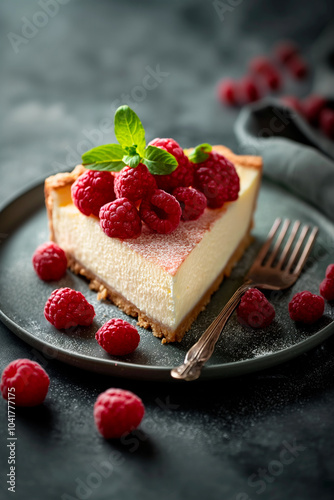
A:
[171,281,254,381]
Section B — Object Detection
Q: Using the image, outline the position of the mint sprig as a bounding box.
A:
[81,105,178,175]
[187,143,212,163]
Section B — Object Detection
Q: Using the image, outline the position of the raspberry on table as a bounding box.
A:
[1,359,50,407]
[44,287,95,329]
[114,163,157,202]
[94,388,145,439]
[96,319,140,356]
[149,138,194,192]
[274,41,299,64]
[239,77,261,103]
[99,198,142,239]
[302,95,327,125]
[288,291,324,324]
[319,108,334,140]
[320,277,334,301]
[237,288,275,329]
[32,242,67,281]
[140,189,181,234]
[217,79,238,106]
[172,187,207,221]
[249,57,281,91]
[325,264,334,280]
[71,170,115,217]
[193,151,240,208]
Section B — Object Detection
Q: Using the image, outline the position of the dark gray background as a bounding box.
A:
[1,0,334,499]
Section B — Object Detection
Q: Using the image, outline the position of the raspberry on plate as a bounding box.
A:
[96,319,140,356]
[193,151,240,208]
[1,359,50,407]
[94,388,145,439]
[288,291,324,324]
[44,287,95,329]
[140,189,181,234]
[237,288,275,329]
[320,278,334,301]
[217,78,238,106]
[32,241,67,281]
[325,264,334,279]
[172,187,207,221]
[99,198,142,239]
[114,163,157,202]
[149,138,194,192]
[71,170,115,217]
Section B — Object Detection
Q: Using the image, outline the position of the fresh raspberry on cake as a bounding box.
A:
[172,187,207,221]
[1,359,50,406]
[99,198,142,239]
[44,287,95,329]
[149,138,194,192]
[288,291,324,324]
[96,319,140,356]
[32,242,67,281]
[237,288,275,328]
[94,388,145,439]
[71,170,115,217]
[217,79,238,106]
[114,163,157,202]
[193,151,240,208]
[139,189,181,234]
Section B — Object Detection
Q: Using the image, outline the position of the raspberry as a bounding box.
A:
[274,41,299,64]
[237,288,275,328]
[249,57,281,91]
[325,264,334,279]
[114,163,157,202]
[319,108,334,139]
[96,319,140,356]
[94,388,145,439]
[99,198,142,239]
[281,96,303,114]
[239,76,261,103]
[149,138,194,192]
[1,359,50,406]
[71,170,115,217]
[287,56,308,79]
[288,291,324,324]
[44,287,95,329]
[302,95,327,125]
[32,242,67,281]
[217,79,238,106]
[320,278,334,301]
[172,187,207,221]
[140,189,181,234]
[193,151,240,208]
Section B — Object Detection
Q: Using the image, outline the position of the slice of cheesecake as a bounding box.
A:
[45,145,262,343]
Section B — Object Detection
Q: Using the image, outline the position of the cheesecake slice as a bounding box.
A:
[45,145,262,343]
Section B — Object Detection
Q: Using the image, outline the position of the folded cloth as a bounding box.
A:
[235,24,334,221]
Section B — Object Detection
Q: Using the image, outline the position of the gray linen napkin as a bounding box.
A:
[235,24,334,221]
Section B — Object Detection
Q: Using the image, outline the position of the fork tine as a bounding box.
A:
[277,220,301,269]
[256,218,281,265]
[293,226,319,276]
[285,224,309,272]
[266,219,290,267]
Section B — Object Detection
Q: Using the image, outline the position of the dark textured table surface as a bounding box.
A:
[1,1,334,499]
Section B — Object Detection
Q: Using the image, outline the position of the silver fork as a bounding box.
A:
[171,218,319,381]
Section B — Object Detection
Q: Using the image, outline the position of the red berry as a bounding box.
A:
[237,288,275,329]
[32,242,67,281]
[281,96,303,114]
[288,291,324,324]
[325,264,334,279]
[302,95,327,125]
[94,388,145,439]
[71,170,115,217]
[249,57,281,91]
[263,69,281,91]
[149,138,194,192]
[319,108,334,139]
[114,163,157,202]
[1,359,50,407]
[172,187,207,221]
[193,151,240,208]
[239,76,261,103]
[275,41,299,64]
[99,198,142,239]
[44,287,95,329]
[287,56,308,79]
[217,79,238,106]
[95,319,140,356]
[320,278,334,301]
[140,189,181,234]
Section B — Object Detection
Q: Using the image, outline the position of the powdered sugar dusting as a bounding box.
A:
[124,207,226,275]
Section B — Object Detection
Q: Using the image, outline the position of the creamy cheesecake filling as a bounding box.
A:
[51,164,260,331]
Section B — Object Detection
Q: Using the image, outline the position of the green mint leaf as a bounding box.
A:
[187,143,212,163]
[82,144,126,172]
[122,154,141,169]
[114,106,146,156]
[142,146,178,175]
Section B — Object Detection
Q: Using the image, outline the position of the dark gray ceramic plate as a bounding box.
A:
[1,177,334,381]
